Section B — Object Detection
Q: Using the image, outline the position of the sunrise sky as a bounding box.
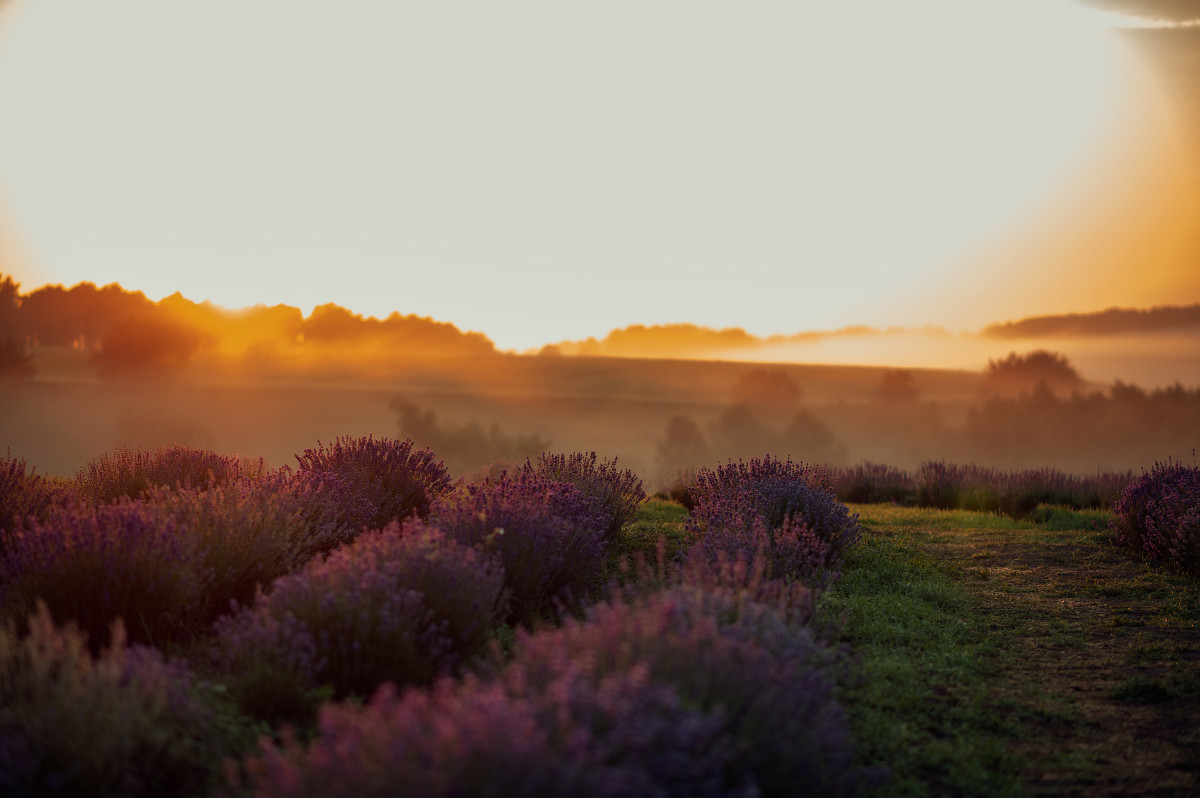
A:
[1,0,1198,353]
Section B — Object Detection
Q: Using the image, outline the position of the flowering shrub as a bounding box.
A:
[830,462,917,505]
[75,445,258,504]
[1111,461,1200,573]
[293,436,452,533]
[1,452,72,546]
[686,514,840,589]
[523,451,646,539]
[688,456,862,555]
[286,468,379,558]
[431,472,608,624]
[505,588,868,797]
[0,500,206,648]
[236,663,738,798]
[214,521,505,700]
[0,603,225,797]
[913,460,1132,517]
[141,473,318,623]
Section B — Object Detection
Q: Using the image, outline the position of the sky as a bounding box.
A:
[0,0,1198,353]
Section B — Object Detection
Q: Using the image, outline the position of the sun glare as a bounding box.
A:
[0,0,1150,350]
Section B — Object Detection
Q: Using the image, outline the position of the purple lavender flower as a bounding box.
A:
[688,455,861,555]
[1111,460,1200,573]
[292,435,452,534]
[214,520,503,699]
[522,452,646,539]
[431,471,608,624]
[75,445,256,504]
[0,500,207,648]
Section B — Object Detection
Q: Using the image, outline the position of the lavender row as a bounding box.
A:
[827,461,1134,516]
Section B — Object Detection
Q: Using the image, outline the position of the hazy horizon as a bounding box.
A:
[2,0,1199,353]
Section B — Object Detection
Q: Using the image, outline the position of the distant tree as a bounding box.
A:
[0,275,33,380]
[982,350,1083,396]
[93,314,210,375]
[19,281,154,347]
[781,410,846,465]
[729,368,802,419]
[655,414,710,473]
[872,369,920,404]
[391,398,549,474]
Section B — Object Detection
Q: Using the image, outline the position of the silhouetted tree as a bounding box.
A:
[729,368,802,419]
[655,414,710,474]
[781,410,847,464]
[19,281,154,348]
[982,350,1083,396]
[0,275,33,380]
[391,398,548,474]
[93,314,210,375]
[872,369,919,404]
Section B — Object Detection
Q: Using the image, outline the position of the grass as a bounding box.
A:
[839,502,1200,796]
[824,519,1023,797]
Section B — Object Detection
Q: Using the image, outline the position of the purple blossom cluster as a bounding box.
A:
[1111,460,1200,573]
[509,588,867,796]
[686,514,840,590]
[912,460,1132,517]
[523,451,646,539]
[141,473,317,622]
[75,444,257,504]
[214,521,506,699]
[837,460,1129,516]
[0,500,207,648]
[431,471,608,623]
[237,586,870,798]
[0,602,224,797]
[293,435,452,534]
[1,451,72,545]
[829,462,917,505]
[237,664,737,798]
[688,456,862,556]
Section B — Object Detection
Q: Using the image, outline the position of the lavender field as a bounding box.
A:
[2,439,1196,796]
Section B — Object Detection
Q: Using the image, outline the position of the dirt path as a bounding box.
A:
[919,523,1200,796]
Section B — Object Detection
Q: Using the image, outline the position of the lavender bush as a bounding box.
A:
[688,456,862,556]
[523,451,646,539]
[76,445,258,504]
[914,461,1133,517]
[214,521,505,701]
[1111,460,1200,573]
[506,588,869,797]
[293,435,452,534]
[431,471,608,624]
[686,514,840,589]
[141,473,319,623]
[1,451,72,548]
[830,462,917,505]
[0,603,226,797]
[235,661,740,798]
[0,500,206,648]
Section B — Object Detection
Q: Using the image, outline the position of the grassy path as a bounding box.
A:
[831,505,1200,797]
